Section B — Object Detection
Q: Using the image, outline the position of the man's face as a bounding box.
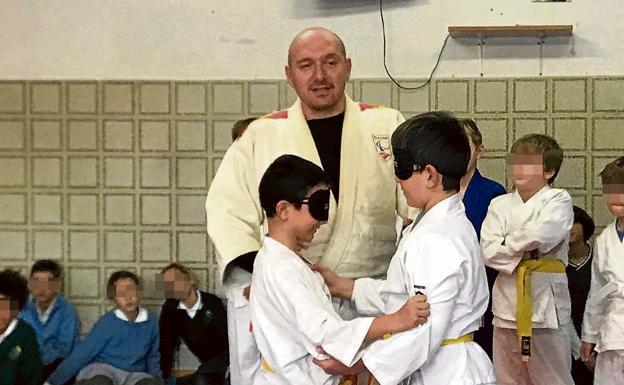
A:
[285,30,351,117]
[29,271,59,306]
[112,278,140,314]
[160,269,192,301]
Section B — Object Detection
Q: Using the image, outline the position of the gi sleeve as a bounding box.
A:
[581,240,609,344]
[505,190,573,256]
[481,198,523,275]
[352,277,387,316]
[205,132,264,281]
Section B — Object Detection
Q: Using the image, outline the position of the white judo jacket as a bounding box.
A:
[206,96,408,285]
[352,195,495,385]
[582,219,624,353]
[480,185,574,329]
[250,237,373,385]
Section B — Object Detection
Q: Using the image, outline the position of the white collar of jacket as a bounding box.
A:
[0,318,18,345]
[178,290,203,317]
[114,307,148,323]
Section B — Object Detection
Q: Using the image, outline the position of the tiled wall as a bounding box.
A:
[0,77,623,333]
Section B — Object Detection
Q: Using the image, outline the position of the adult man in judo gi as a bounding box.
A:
[205,27,413,385]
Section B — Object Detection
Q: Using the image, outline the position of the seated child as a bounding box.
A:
[581,156,624,385]
[47,270,161,385]
[314,112,495,385]
[159,262,228,385]
[0,269,44,385]
[249,154,430,385]
[20,259,79,379]
[481,133,575,384]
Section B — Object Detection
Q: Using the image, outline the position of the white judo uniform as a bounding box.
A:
[581,219,624,385]
[480,185,574,385]
[205,96,409,385]
[352,195,495,385]
[250,237,374,385]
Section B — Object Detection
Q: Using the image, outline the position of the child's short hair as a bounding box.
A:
[458,118,482,146]
[107,270,140,299]
[510,134,563,184]
[391,111,470,192]
[259,154,330,218]
[599,156,624,186]
[30,259,62,279]
[573,205,595,242]
[231,117,257,141]
[0,269,29,311]
[161,262,192,281]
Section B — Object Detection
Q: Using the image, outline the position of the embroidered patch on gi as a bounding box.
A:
[372,134,392,160]
[413,284,427,296]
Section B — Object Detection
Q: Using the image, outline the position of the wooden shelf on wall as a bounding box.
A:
[448,25,573,38]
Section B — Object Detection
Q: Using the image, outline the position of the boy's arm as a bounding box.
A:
[41,304,79,364]
[47,317,110,385]
[581,243,607,346]
[361,235,464,385]
[147,317,162,377]
[481,201,523,274]
[505,191,573,255]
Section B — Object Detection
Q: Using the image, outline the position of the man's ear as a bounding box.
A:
[475,144,485,159]
[544,169,555,182]
[285,65,294,88]
[275,200,291,220]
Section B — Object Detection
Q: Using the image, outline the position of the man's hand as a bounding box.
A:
[309,264,354,299]
[242,285,251,300]
[395,294,430,329]
[580,341,597,372]
[312,347,366,375]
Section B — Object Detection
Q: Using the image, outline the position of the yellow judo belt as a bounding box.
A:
[384,332,474,345]
[516,258,565,361]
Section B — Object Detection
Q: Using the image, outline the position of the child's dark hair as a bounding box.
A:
[573,205,595,242]
[30,259,62,279]
[391,111,470,192]
[599,156,624,186]
[107,270,140,299]
[511,134,563,184]
[259,154,330,218]
[0,269,29,311]
[231,117,257,141]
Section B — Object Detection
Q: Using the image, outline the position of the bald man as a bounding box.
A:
[206,27,413,385]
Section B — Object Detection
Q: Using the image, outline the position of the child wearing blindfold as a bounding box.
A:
[249,154,430,385]
[312,112,496,385]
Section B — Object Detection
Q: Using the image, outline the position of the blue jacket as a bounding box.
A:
[463,169,506,239]
[47,309,160,385]
[20,295,79,365]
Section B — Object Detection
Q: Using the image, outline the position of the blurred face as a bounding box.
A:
[507,153,553,195]
[0,294,15,334]
[29,271,59,307]
[569,223,585,244]
[285,30,351,118]
[290,184,329,245]
[159,269,193,301]
[111,278,140,315]
[603,184,624,222]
